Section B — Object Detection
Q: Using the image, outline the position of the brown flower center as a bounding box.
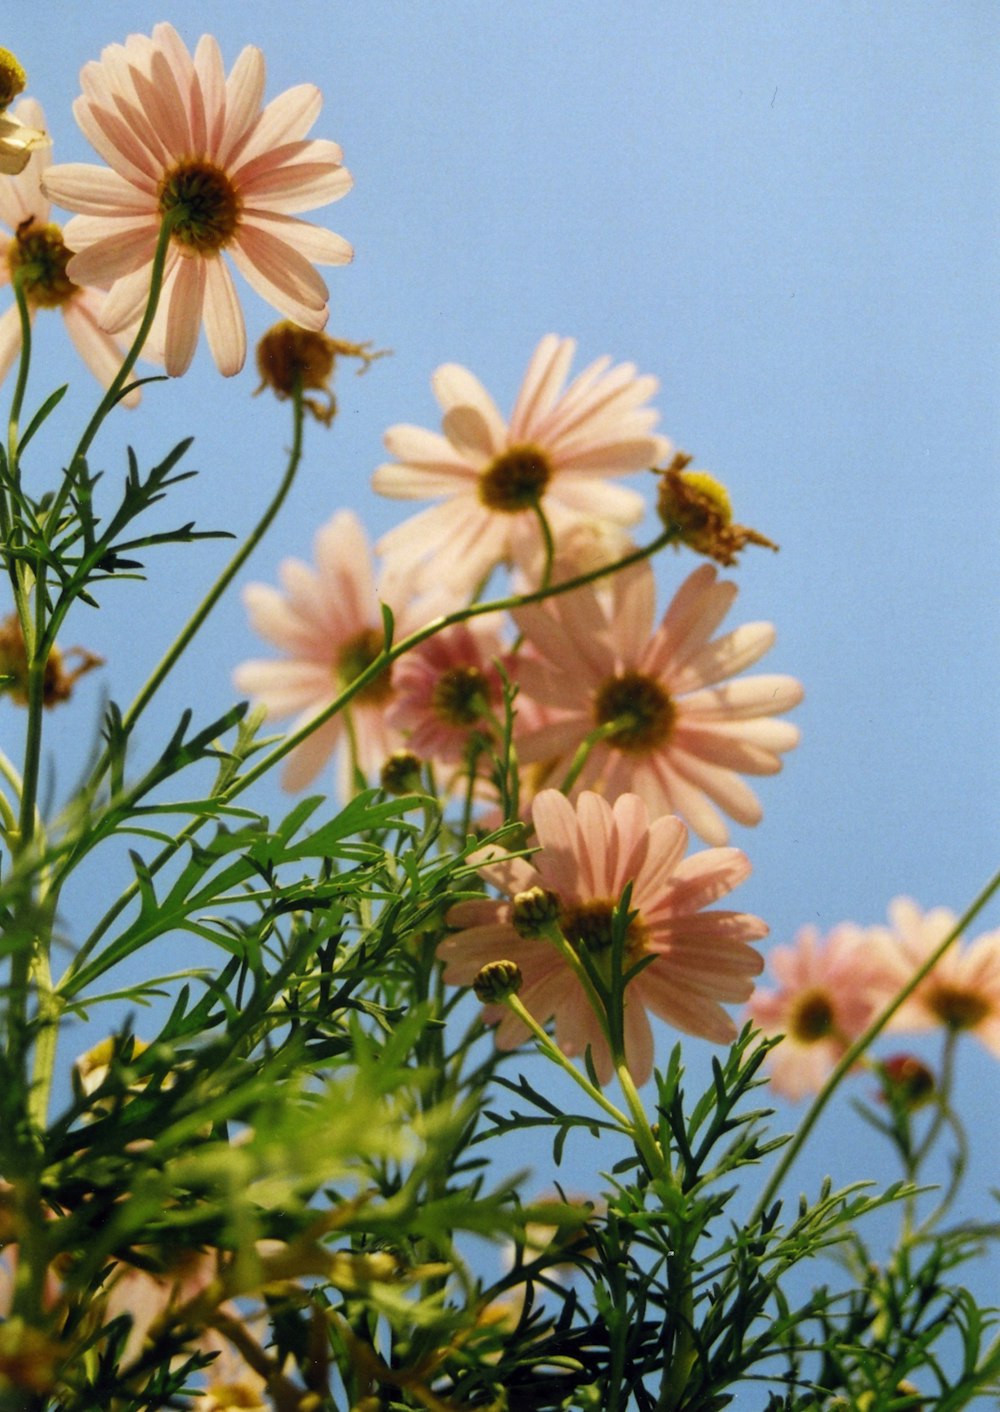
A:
[927,984,990,1032]
[478,444,552,513]
[336,628,393,705]
[159,159,242,253]
[787,989,836,1044]
[431,665,491,727]
[593,671,676,753]
[560,898,648,959]
[8,220,75,309]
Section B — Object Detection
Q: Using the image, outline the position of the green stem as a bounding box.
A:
[558,719,627,795]
[502,993,633,1130]
[753,865,1000,1219]
[6,268,33,485]
[59,528,676,995]
[121,385,305,735]
[530,497,556,591]
[28,946,58,1130]
[235,528,676,797]
[46,210,181,527]
[616,1057,668,1181]
[3,272,37,630]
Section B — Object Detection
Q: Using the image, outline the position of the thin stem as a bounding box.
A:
[616,1057,668,1181]
[3,273,38,630]
[502,992,633,1129]
[235,528,676,797]
[530,497,557,591]
[121,385,305,735]
[6,268,33,483]
[46,210,181,527]
[753,865,1000,1218]
[558,719,626,795]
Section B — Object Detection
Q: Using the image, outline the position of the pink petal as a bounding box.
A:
[66,221,158,290]
[41,162,153,217]
[217,46,267,169]
[679,676,805,721]
[202,256,246,376]
[508,335,575,441]
[229,224,328,326]
[238,209,352,266]
[0,304,26,385]
[61,291,137,404]
[163,255,206,376]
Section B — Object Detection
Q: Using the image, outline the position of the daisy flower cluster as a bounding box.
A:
[747,897,1000,1099]
[235,328,805,1089]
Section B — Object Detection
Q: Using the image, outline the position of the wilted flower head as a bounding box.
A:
[0,612,102,708]
[255,322,387,425]
[373,333,670,596]
[657,454,778,566]
[441,789,766,1085]
[0,50,48,176]
[43,23,353,376]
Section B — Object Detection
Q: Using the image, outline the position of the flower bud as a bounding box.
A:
[511,886,562,938]
[879,1053,935,1109]
[380,750,423,795]
[473,960,523,1003]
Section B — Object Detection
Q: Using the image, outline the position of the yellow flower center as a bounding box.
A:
[478,443,552,513]
[336,628,393,705]
[0,49,27,112]
[927,984,990,1032]
[7,220,76,309]
[560,898,648,959]
[431,665,491,727]
[787,989,836,1043]
[158,159,242,253]
[593,671,676,753]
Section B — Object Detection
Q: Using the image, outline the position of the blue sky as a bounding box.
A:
[4,0,999,1354]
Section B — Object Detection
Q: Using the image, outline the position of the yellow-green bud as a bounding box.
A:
[473,960,523,1003]
[511,886,562,938]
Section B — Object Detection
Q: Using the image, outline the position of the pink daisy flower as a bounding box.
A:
[512,560,803,845]
[439,789,767,1086]
[881,897,1000,1056]
[387,618,508,766]
[372,334,671,596]
[42,23,352,377]
[233,510,412,792]
[0,99,137,401]
[746,923,898,1100]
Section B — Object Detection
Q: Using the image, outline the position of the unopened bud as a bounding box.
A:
[380,750,422,795]
[511,886,561,938]
[879,1053,935,1109]
[473,960,522,1003]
